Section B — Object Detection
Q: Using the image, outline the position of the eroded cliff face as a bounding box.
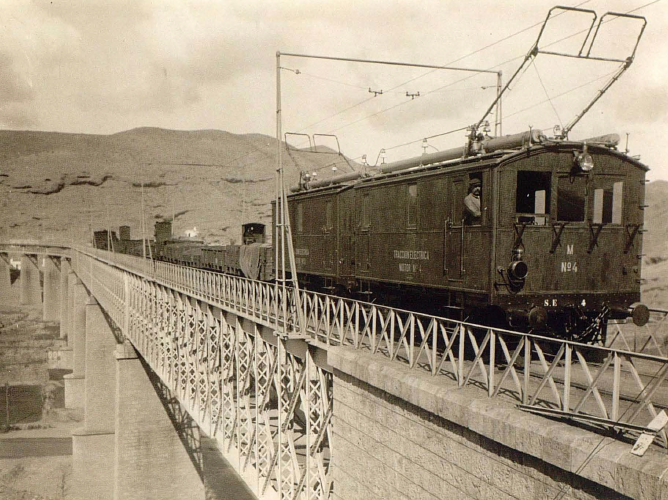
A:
[0,127,346,246]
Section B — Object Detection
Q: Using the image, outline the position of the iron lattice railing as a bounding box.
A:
[2,241,667,455]
[68,248,332,500]
[63,245,668,448]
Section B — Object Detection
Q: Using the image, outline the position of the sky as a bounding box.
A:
[1,0,667,180]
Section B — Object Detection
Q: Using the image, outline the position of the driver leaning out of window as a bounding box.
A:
[464,178,481,224]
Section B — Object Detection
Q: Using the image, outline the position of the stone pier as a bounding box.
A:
[114,341,204,500]
[67,271,77,346]
[60,257,71,339]
[0,253,12,304]
[19,254,41,305]
[47,259,74,371]
[63,280,88,409]
[42,256,61,321]
[59,258,71,339]
[71,298,119,500]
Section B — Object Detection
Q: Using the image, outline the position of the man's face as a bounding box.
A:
[472,186,481,198]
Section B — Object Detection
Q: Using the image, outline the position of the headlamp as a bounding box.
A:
[576,143,594,172]
[508,260,529,281]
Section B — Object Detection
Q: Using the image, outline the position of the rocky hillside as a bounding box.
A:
[0,128,350,245]
[643,180,668,265]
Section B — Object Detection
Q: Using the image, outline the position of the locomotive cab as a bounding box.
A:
[494,140,648,340]
[242,223,266,244]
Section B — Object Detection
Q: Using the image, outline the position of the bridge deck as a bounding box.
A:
[2,242,668,500]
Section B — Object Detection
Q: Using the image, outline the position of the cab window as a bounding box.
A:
[463,174,482,226]
[593,179,623,224]
[296,203,304,233]
[516,171,551,225]
[557,175,586,222]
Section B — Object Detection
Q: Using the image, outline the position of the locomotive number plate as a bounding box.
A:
[560,261,578,273]
[543,298,588,308]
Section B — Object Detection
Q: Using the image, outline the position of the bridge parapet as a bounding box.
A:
[68,247,332,500]
[0,242,72,258]
[329,346,668,500]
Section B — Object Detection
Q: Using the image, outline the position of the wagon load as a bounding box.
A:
[239,243,262,280]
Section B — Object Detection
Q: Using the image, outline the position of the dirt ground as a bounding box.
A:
[0,298,80,500]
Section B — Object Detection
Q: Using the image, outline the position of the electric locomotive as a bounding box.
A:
[285,130,649,341]
[280,5,650,341]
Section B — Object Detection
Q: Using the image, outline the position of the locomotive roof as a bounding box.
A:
[288,138,648,197]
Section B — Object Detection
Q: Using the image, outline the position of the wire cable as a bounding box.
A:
[503,69,617,121]
[211,0,598,170]
[383,0,594,94]
[532,59,564,129]
[203,0,661,174]
[319,0,657,156]
[293,0,593,139]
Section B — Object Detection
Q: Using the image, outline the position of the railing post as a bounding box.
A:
[371,305,377,352]
[353,301,360,348]
[431,321,438,376]
[458,324,465,387]
[563,343,572,411]
[388,310,396,357]
[488,329,496,397]
[409,314,415,367]
[612,352,621,421]
[523,336,531,405]
[339,297,345,342]
[325,296,331,342]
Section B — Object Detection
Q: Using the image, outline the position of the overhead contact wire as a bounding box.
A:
[532,59,563,129]
[299,0,593,138]
[320,0,662,150]
[288,0,659,166]
[290,3,592,139]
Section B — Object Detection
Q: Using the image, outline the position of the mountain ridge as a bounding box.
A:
[0,127,343,245]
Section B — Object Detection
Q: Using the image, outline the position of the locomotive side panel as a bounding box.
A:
[337,188,356,285]
[290,191,337,278]
[355,182,408,281]
[352,169,491,294]
[416,176,447,287]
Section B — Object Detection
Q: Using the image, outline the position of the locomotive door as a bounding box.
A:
[358,192,371,274]
[338,189,355,279]
[446,178,465,281]
[323,199,335,271]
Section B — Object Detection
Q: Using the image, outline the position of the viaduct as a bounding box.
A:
[1,242,667,500]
